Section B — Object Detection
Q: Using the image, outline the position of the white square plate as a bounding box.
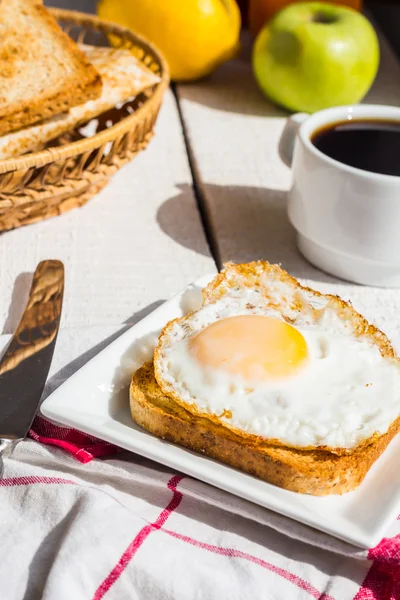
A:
[41,275,400,549]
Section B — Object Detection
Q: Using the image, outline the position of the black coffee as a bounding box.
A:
[311,119,400,177]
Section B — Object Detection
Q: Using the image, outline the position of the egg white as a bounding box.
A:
[155,289,400,449]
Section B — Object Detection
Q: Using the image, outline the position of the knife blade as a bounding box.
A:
[0,260,64,473]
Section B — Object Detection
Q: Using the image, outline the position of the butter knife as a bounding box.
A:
[0,260,64,476]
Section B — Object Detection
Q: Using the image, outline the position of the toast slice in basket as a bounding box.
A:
[0,45,160,159]
[0,0,101,136]
[130,262,400,495]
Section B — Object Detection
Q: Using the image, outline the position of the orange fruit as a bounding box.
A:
[249,0,362,36]
[98,0,241,81]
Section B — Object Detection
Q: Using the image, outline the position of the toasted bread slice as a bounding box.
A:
[0,45,160,159]
[130,361,400,495]
[153,262,398,456]
[132,262,400,495]
[0,0,101,135]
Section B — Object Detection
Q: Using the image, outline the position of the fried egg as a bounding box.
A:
[154,262,400,450]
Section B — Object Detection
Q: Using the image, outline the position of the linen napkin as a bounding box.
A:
[3,434,399,599]
[29,415,119,464]
[1,328,399,599]
[28,414,400,566]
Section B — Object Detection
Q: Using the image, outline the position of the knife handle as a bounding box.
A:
[0,260,64,474]
[0,260,64,377]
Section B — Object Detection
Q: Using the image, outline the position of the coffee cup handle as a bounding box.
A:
[279,113,308,167]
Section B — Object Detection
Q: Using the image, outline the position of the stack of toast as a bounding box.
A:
[0,0,160,159]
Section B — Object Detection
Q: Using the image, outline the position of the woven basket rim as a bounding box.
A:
[0,8,169,175]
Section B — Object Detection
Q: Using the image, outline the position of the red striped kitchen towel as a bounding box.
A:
[26,415,400,598]
[29,416,120,464]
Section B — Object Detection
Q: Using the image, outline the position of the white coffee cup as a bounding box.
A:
[279,104,400,287]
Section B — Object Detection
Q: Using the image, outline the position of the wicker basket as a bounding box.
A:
[0,9,169,232]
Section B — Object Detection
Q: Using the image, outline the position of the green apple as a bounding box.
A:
[252,2,380,113]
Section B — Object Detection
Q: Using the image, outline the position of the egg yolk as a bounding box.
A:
[189,315,308,381]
